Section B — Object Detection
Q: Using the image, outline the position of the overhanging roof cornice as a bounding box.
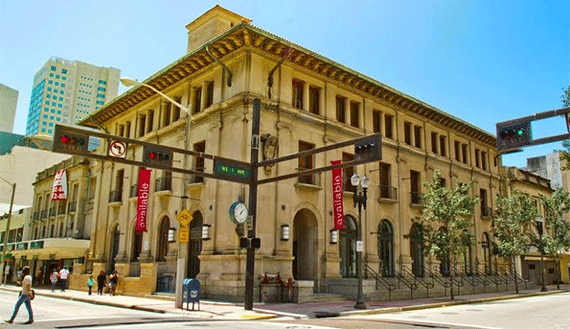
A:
[80,23,496,147]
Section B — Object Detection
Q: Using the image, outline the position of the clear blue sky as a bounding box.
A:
[1,1,569,167]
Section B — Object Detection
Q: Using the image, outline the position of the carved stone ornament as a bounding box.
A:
[261,133,279,174]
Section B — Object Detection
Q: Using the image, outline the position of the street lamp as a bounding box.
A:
[0,175,16,286]
[120,77,193,308]
[535,216,547,292]
[351,173,369,309]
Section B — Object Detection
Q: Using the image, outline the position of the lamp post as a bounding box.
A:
[350,173,369,309]
[1,175,16,286]
[119,77,193,308]
[535,216,547,292]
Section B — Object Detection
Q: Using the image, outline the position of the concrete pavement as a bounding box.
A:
[1,283,568,321]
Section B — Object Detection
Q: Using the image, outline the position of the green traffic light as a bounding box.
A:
[517,129,524,136]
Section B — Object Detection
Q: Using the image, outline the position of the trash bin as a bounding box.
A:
[182,278,200,310]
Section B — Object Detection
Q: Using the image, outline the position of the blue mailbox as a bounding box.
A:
[182,278,201,310]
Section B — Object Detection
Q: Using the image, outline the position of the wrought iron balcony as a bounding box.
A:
[379,184,397,200]
[155,177,172,192]
[297,170,321,186]
[410,192,424,205]
[109,190,123,203]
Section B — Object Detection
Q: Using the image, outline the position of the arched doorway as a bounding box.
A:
[482,232,493,275]
[187,211,203,278]
[156,216,170,262]
[109,224,120,273]
[438,227,450,277]
[340,215,357,278]
[377,220,394,277]
[410,223,424,277]
[293,209,318,281]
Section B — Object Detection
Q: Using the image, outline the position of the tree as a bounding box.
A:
[540,189,570,289]
[493,191,536,293]
[411,170,479,300]
[558,85,570,170]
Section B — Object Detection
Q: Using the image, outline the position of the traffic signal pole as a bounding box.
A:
[244,99,260,310]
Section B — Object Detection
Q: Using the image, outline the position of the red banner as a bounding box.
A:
[331,160,344,230]
[136,167,151,232]
[51,169,68,200]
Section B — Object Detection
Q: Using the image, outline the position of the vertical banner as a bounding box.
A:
[331,160,345,230]
[51,169,68,200]
[136,167,151,232]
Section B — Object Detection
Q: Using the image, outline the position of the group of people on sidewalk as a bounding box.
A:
[4,267,120,324]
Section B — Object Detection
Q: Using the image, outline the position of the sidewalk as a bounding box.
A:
[1,284,568,320]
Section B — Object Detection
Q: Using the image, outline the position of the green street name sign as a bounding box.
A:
[214,158,251,184]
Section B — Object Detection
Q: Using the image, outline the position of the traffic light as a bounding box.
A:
[354,134,382,161]
[53,125,89,155]
[239,237,261,249]
[496,121,532,150]
[142,145,173,170]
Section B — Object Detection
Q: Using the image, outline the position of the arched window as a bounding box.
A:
[132,227,143,261]
[340,215,357,278]
[156,216,170,262]
[410,223,424,277]
[378,220,394,277]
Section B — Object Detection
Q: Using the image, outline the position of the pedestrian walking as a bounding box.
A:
[87,275,94,295]
[109,271,119,296]
[96,271,106,295]
[59,267,69,292]
[4,266,34,324]
[50,268,59,292]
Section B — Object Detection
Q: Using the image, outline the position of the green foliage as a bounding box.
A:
[562,85,570,108]
[558,85,570,170]
[540,189,570,257]
[412,170,478,264]
[493,191,536,259]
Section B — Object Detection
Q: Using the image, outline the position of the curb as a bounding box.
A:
[340,289,570,317]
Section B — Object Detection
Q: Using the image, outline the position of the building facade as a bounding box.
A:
[25,57,120,137]
[0,83,18,132]
[526,152,564,189]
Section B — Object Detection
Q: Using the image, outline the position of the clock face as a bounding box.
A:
[234,203,248,224]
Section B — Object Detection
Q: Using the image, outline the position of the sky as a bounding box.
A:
[1,0,569,168]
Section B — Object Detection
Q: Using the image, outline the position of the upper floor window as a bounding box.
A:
[439,135,447,157]
[298,141,316,184]
[343,152,355,193]
[205,81,214,108]
[309,86,320,115]
[414,125,422,148]
[193,141,206,183]
[454,141,461,161]
[193,87,202,114]
[373,110,382,134]
[125,121,131,138]
[462,143,468,164]
[350,101,360,128]
[292,79,304,109]
[336,96,346,123]
[475,149,481,168]
[384,114,393,139]
[146,110,154,134]
[431,132,438,154]
[404,122,412,145]
[138,114,146,137]
[481,151,487,170]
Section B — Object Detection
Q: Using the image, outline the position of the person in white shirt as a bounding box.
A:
[59,267,69,292]
[5,266,33,324]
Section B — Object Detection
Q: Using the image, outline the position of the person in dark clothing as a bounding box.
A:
[96,271,106,295]
[109,271,119,296]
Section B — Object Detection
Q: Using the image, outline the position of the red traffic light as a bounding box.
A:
[148,151,170,161]
[149,152,157,159]
[60,135,69,143]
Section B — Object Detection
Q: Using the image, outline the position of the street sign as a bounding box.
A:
[179,227,190,243]
[176,208,193,226]
[108,140,128,158]
[213,158,251,184]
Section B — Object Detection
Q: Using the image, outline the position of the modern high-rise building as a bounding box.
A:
[0,83,19,132]
[25,57,120,137]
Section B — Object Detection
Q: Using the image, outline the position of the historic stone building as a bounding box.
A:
[13,6,542,300]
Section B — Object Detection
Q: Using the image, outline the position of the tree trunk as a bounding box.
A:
[450,254,455,300]
[512,256,519,294]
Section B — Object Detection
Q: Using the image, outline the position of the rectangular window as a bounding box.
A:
[172,97,181,122]
[350,101,360,128]
[384,114,393,139]
[115,169,124,195]
[205,81,214,108]
[298,141,315,184]
[138,114,146,137]
[481,151,487,170]
[379,162,393,199]
[62,69,67,74]
[410,170,421,204]
[404,122,412,145]
[309,86,320,115]
[440,135,447,157]
[336,96,346,123]
[162,102,171,128]
[125,121,131,138]
[373,110,382,134]
[414,125,422,148]
[193,87,202,114]
[292,79,304,109]
[475,149,481,168]
[454,141,461,161]
[431,132,438,154]
[117,125,124,137]
[193,141,206,183]
[462,144,468,164]
[343,152,355,193]
[146,110,154,134]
